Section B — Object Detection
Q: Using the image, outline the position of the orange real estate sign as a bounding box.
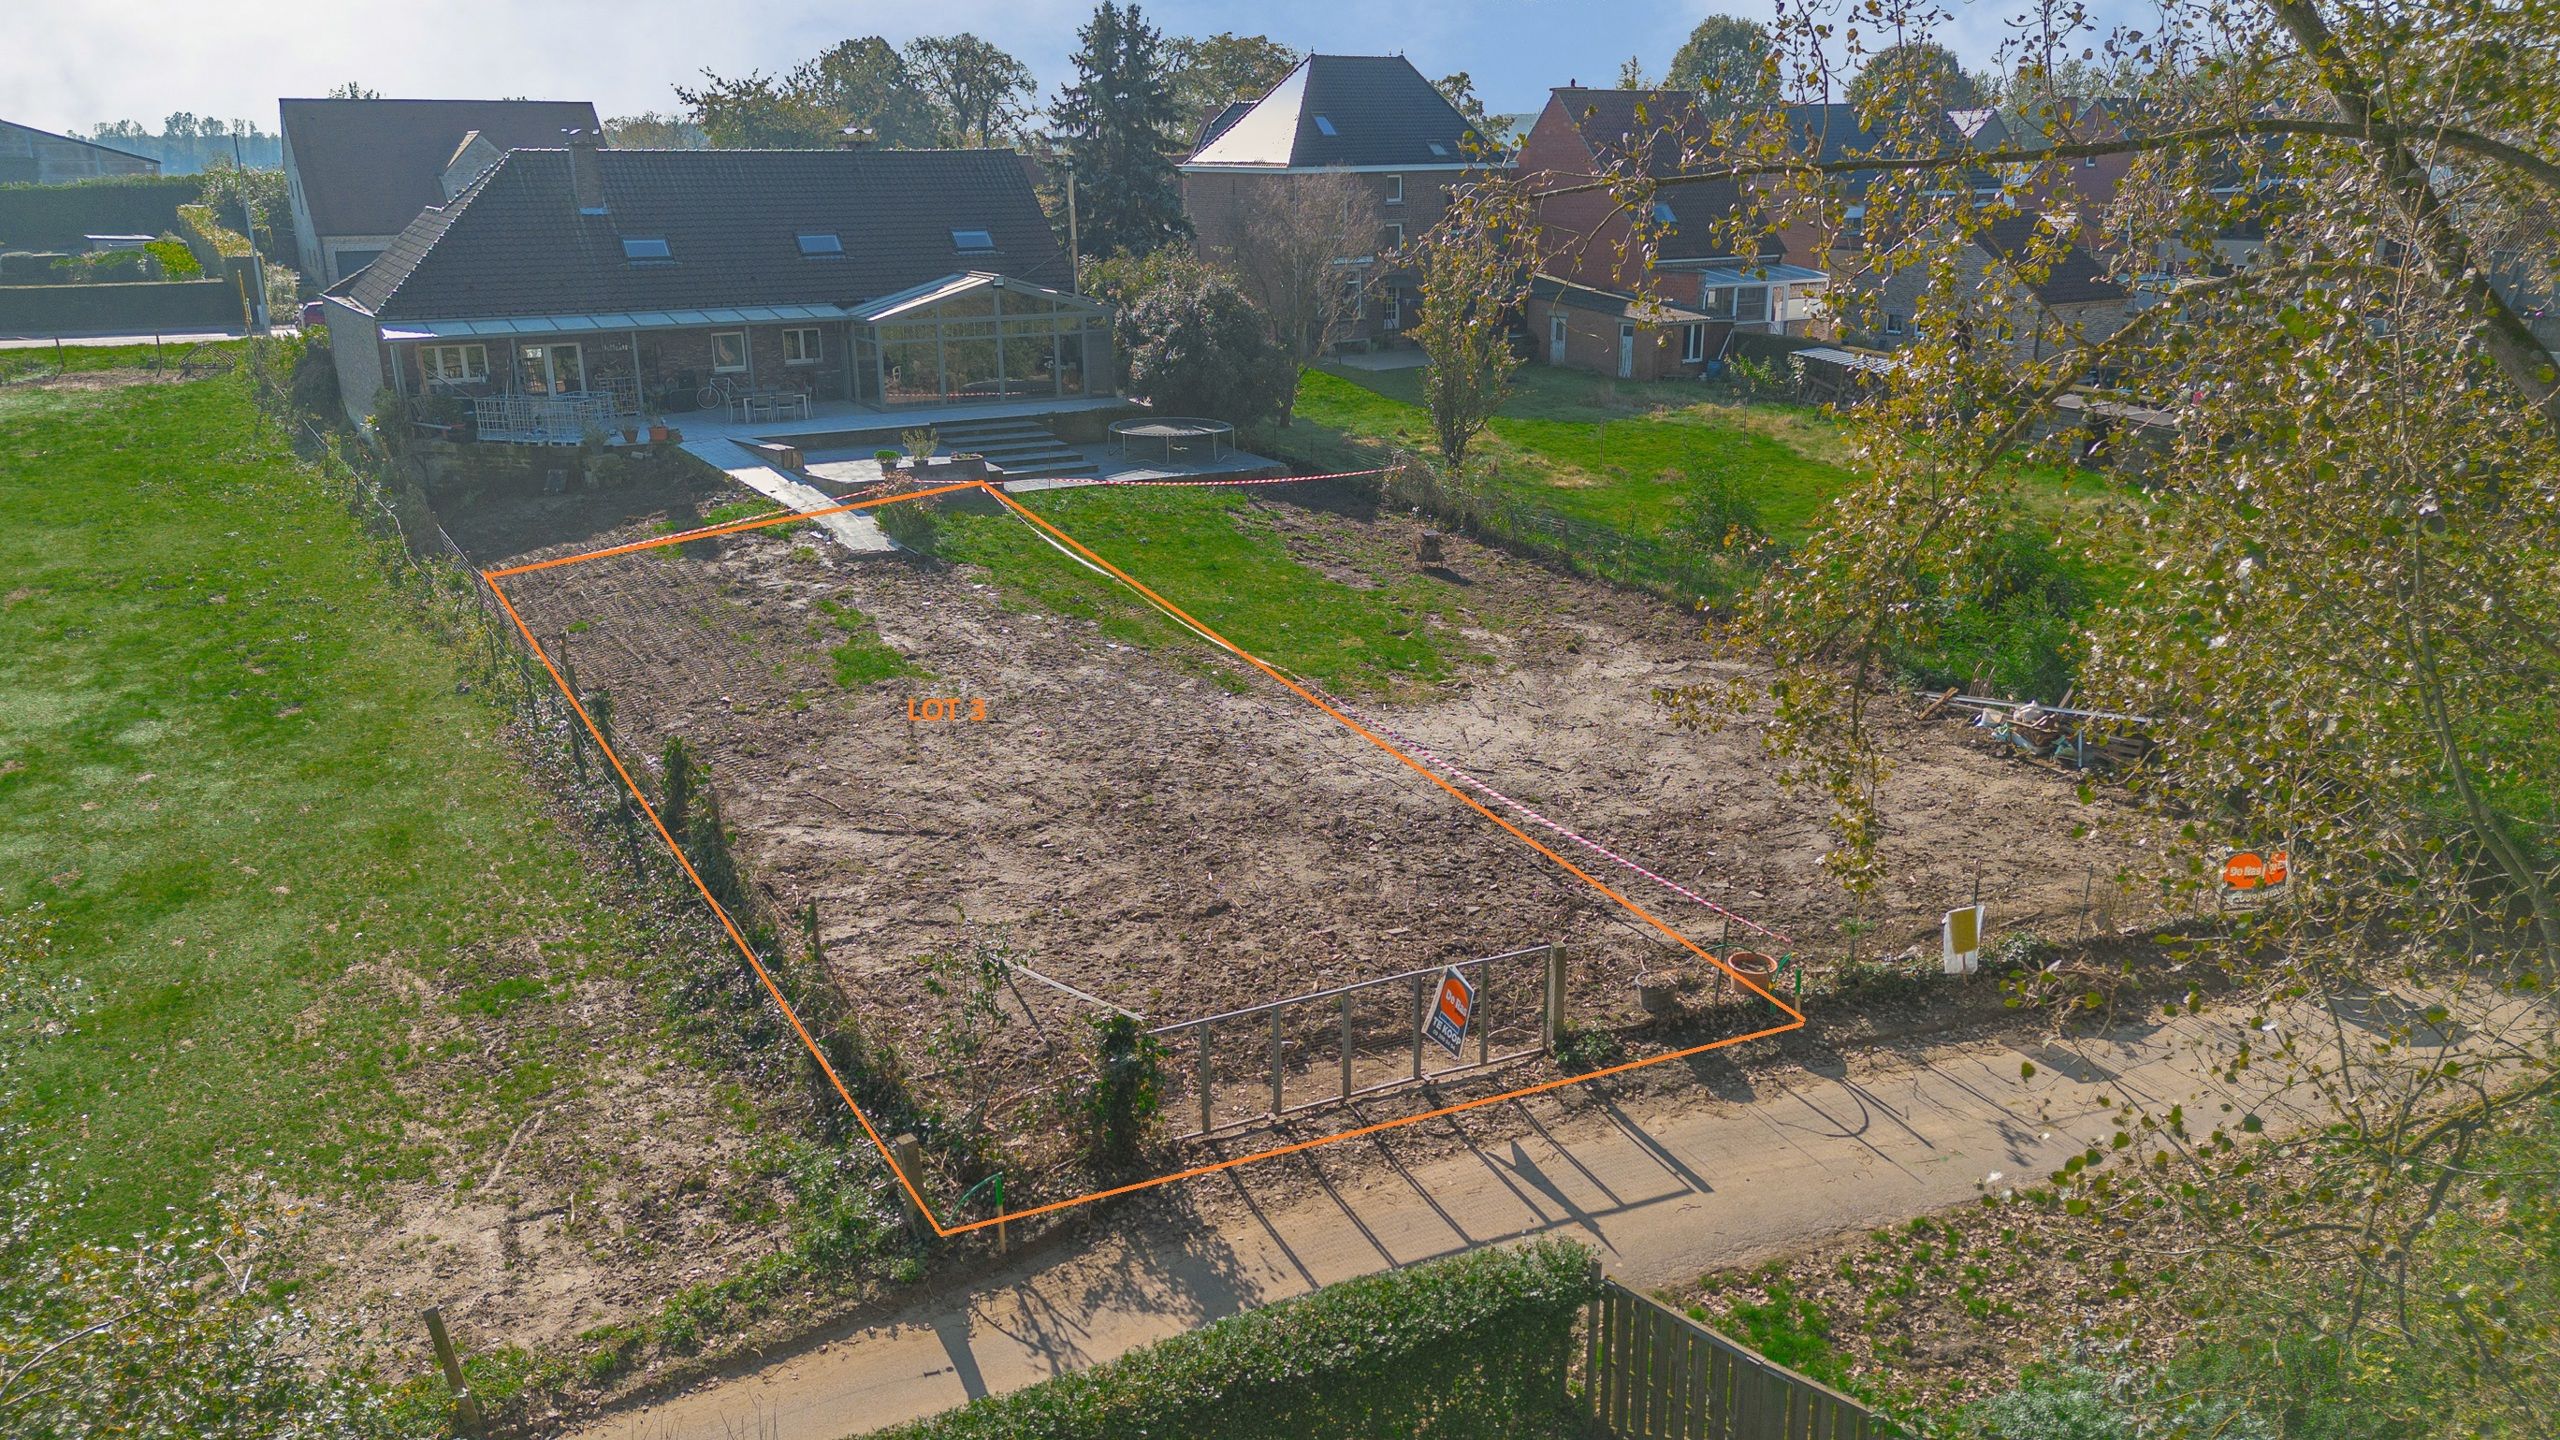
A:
[2222,849,2292,890]
[480,478,1806,1239]
[1424,966,1475,1060]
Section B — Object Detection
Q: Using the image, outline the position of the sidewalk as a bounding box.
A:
[568,1008,2291,1440]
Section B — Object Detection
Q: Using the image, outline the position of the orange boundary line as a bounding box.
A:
[480,479,1805,1239]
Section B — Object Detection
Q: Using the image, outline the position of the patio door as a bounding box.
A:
[518,342,585,396]
[1616,323,1635,379]
[1549,314,1567,365]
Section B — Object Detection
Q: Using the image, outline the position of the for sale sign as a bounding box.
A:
[2221,849,2292,890]
[1424,966,1475,1061]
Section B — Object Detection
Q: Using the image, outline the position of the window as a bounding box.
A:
[1885,312,1906,335]
[1381,292,1404,331]
[797,232,844,256]
[950,228,995,253]
[1313,115,1338,137]
[783,327,822,365]
[1428,140,1452,158]
[422,343,487,386]
[1681,323,1708,363]
[1383,222,1405,251]
[1651,200,1676,224]
[621,236,672,262]
[711,330,748,374]
[1702,286,1736,320]
[1384,174,1404,205]
[1734,287,1769,324]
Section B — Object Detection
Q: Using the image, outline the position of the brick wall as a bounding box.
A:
[1527,297,1708,382]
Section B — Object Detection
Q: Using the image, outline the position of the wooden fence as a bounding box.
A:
[1582,1281,1895,1439]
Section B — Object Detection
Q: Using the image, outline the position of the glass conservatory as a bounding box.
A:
[847,272,1114,408]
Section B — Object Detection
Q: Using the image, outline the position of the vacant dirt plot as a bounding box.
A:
[476,479,2142,1191]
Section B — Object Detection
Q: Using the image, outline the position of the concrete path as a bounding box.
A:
[682,437,891,554]
[0,328,285,347]
[568,1008,2302,1440]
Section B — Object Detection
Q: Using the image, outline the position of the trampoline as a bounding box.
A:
[1110,417,1235,464]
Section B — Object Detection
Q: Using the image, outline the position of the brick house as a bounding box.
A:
[1866,213,2129,363]
[321,137,1110,437]
[281,97,604,289]
[2000,97,2141,244]
[1178,54,1505,348]
[1516,88,1827,379]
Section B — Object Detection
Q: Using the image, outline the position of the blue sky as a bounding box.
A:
[9,0,2114,138]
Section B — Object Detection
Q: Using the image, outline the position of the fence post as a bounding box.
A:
[1339,991,1353,1102]
[892,1133,929,1241]
[1268,1009,1285,1117]
[1410,972,1427,1081]
[1476,958,1491,1066]
[423,1306,484,1437]
[1197,1024,1213,1135]
[1543,942,1566,1054]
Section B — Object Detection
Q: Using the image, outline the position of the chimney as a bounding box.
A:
[565,127,605,215]
[837,126,876,151]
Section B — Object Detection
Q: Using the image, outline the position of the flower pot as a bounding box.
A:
[622,426,640,445]
[649,423,670,443]
[1722,950,1779,996]
[1636,973,1681,1016]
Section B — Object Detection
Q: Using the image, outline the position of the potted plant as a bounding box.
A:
[875,447,904,471]
[622,422,641,445]
[649,419,671,444]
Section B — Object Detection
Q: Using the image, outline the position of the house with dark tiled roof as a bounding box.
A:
[320,134,1113,438]
[281,97,604,288]
[1867,212,2128,361]
[1177,54,1506,347]
[1516,87,1828,379]
[0,118,160,184]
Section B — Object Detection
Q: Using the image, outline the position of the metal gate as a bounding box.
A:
[1154,943,1564,1139]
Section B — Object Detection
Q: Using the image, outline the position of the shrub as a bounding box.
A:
[1121,269,1295,427]
[143,235,201,278]
[1082,1013,1163,1170]
[1963,1364,2144,1440]
[877,498,943,556]
[1893,520,2090,700]
[899,426,940,461]
[861,1240,1602,1440]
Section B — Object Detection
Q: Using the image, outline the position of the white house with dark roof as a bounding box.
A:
[1177,54,1509,347]
[320,135,1114,447]
[280,97,604,288]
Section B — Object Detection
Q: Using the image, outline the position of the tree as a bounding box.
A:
[322,82,380,100]
[1167,32,1303,129]
[1205,170,1380,417]
[676,69,844,148]
[1616,56,1657,89]
[605,111,706,148]
[1843,40,1986,110]
[1051,2,1190,258]
[904,33,1036,147]
[1408,174,1533,478]
[1435,72,1492,137]
[793,37,937,147]
[1637,0,2560,1424]
[1665,15,1782,116]
[1120,268,1295,426]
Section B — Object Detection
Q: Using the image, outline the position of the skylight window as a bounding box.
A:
[1428,141,1452,157]
[621,236,671,261]
[1313,115,1338,137]
[1651,201,1677,224]
[950,228,995,253]
[797,232,844,256]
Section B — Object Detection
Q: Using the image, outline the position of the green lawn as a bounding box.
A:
[940,484,1472,693]
[0,375,675,1236]
[1290,365,1859,542]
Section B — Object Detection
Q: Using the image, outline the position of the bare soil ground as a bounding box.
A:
[467,476,2150,1216]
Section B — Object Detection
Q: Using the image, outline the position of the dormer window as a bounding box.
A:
[621,236,671,262]
[1313,115,1338,137]
[798,232,844,256]
[951,228,995,254]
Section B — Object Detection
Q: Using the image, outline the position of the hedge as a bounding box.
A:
[861,1240,1602,1440]
[0,276,246,337]
[0,175,204,251]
